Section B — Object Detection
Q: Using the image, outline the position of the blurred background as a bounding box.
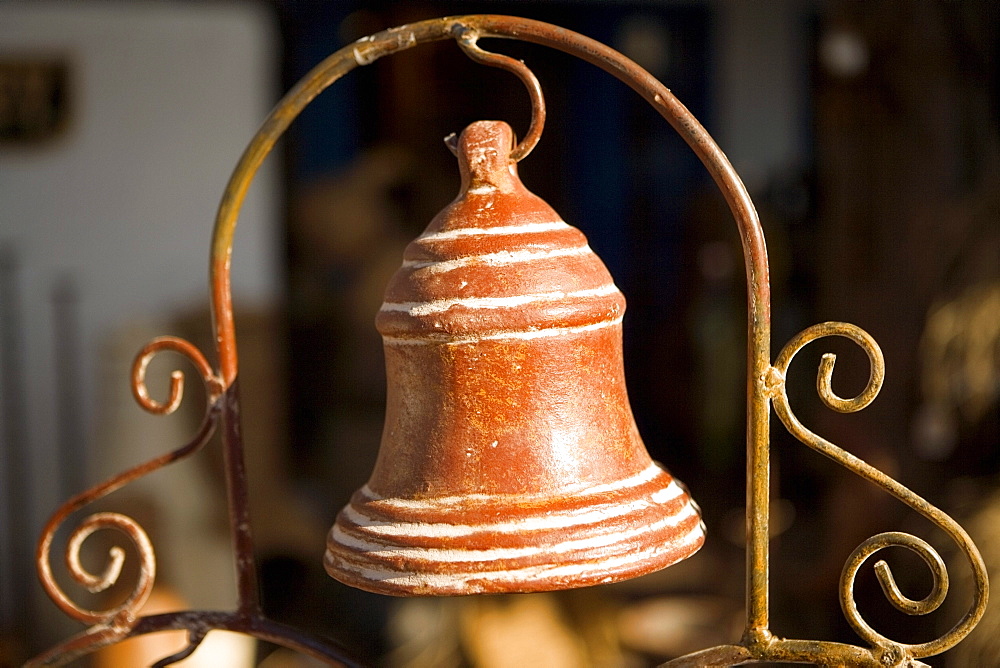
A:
[1,0,997,665]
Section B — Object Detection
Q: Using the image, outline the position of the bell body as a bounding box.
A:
[325,121,704,595]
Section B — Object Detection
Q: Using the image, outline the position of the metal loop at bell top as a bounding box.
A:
[451,27,546,162]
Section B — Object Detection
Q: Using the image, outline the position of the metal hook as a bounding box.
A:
[453,27,546,162]
[151,630,206,667]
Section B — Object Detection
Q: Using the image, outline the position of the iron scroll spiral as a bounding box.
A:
[34,337,222,630]
[769,322,989,660]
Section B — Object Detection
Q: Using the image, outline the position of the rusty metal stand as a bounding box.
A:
[28,15,987,667]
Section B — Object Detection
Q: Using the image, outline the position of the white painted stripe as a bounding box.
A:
[417,221,570,242]
[381,315,624,346]
[343,479,684,539]
[331,500,701,563]
[360,462,664,507]
[583,462,665,496]
[380,283,619,317]
[330,521,705,586]
[402,245,591,274]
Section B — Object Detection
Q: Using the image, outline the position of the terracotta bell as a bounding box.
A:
[325,120,704,595]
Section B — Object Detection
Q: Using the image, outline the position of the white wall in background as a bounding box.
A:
[0,0,280,635]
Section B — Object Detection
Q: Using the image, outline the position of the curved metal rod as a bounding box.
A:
[38,512,155,627]
[842,531,948,623]
[132,336,220,415]
[35,337,222,627]
[26,610,364,667]
[452,26,545,161]
[150,630,206,668]
[768,322,989,659]
[209,12,768,389]
[207,13,772,643]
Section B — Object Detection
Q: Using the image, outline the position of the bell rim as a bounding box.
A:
[324,464,705,596]
[324,528,704,596]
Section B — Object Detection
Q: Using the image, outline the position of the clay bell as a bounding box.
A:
[325,120,704,595]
